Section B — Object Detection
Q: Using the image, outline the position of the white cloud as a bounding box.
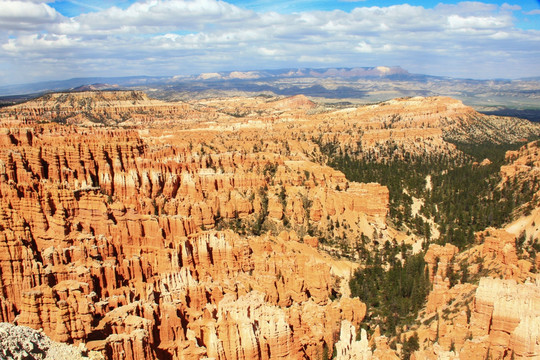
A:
[258,47,282,56]
[447,14,510,30]
[489,31,511,40]
[0,0,539,83]
[355,41,373,53]
[434,2,498,16]
[500,4,521,12]
[0,0,62,30]
[3,34,77,53]
[65,0,254,34]
[298,55,340,63]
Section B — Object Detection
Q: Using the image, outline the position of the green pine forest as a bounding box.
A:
[316,137,539,343]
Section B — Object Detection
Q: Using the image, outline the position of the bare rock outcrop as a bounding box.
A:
[2,91,538,360]
[469,278,540,359]
[0,322,102,360]
[334,320,372,360]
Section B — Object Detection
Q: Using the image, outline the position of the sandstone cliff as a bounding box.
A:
[1,91,539,360]
[412,222,539,360]
[0,104,375,358]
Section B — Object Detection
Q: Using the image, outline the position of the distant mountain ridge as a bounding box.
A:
[0,66,411,96]
[0,76,165,98]
[194,66,410,80]
[1,66,539,113]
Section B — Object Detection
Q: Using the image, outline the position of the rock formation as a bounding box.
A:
[413,223,540,360]
[470,278,540,359]
[2,91,201,126]
[334,321,372,360]
[501,141,540,183]
[0,322,102,360]
[1,91,539,359]
[424,244,459,313]
[0,93,374,358]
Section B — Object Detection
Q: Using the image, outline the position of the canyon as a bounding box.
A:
[0,90,538,359]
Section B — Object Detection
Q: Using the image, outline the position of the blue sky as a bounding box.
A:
[49,0,540,28]
[1,0,539,84]
[50,1,540,14]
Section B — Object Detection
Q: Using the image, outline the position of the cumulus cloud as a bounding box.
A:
[0,0,63,30]
[3,34,76,53]
[446,14,510,30]
[500,3,521,11]
[63,0,254,34]
[0,0,539,83]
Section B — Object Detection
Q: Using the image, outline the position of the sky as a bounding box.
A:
[0,0,539,85]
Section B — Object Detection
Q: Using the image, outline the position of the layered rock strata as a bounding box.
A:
[414,226,539,360]
[0,120,371,358]
[1,91,539,359]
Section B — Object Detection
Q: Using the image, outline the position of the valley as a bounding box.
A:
[0,90,538,360]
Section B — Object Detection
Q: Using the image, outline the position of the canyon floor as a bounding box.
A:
[0,91,538,360]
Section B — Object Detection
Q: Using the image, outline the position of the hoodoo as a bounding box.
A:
[0,91,538,359]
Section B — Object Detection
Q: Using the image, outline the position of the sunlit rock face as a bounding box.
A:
[1,91,539,359]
